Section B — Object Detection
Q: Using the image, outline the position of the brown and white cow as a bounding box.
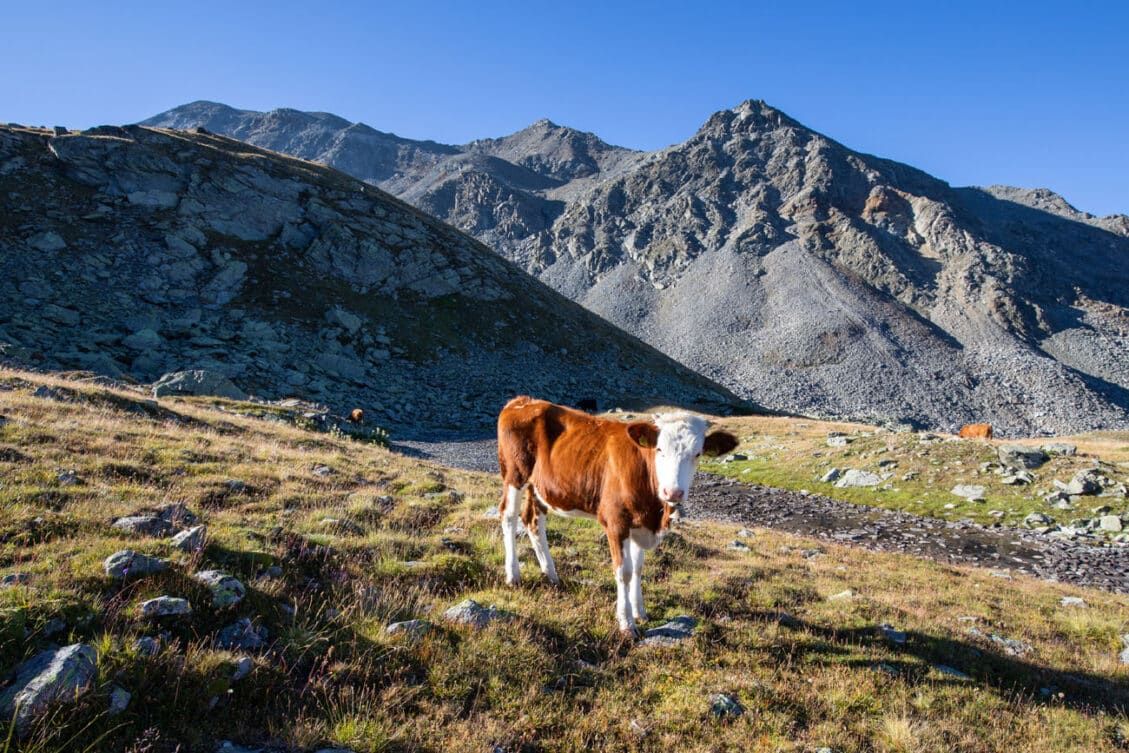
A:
[496,396,738,636]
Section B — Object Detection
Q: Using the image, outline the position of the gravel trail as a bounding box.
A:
[394,439,1129,595]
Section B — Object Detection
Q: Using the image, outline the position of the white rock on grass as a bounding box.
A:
[104,549,168,579]
[386,619,432,638]
[1059,596,1087,608]
[1099,515,1123,532]
[442,599,510,629]
[194,570,246,607]
[170,525,207,552]
[951,485,986,502]
[140,596,192,618]
[0,644,97,733]
[640,616,697,647]
[829,589,854,601]
[834,470,880,488]
[152,369,247,400]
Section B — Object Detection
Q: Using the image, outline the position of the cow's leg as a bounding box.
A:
[607,528,635,636]
[627,537,647,623]
[525,508,560,585]
[500,484,523,585]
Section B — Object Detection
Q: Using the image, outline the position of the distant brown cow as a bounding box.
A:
[348,408,365,424]
[959,423,993,439]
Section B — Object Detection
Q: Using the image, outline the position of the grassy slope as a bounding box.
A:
[700,414,1129,528]
[0,369,1125,753]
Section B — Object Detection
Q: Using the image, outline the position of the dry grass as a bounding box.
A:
[0,369,1127,752]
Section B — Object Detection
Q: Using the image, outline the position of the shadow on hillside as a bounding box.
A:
[766,610,1129,715]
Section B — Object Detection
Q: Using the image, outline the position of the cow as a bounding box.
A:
[958,423,992,439]
[496,396,739,636]
[348,408,365,424]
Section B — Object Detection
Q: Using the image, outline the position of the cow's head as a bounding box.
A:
[627,412,739,505]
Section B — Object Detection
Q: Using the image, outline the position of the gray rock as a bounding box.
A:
[140,596,192,618]
[385,619,431,638]
[194,570,246,607]
[1001,470,1034,485]
[819,468,842,483]
[152,370,247,400]
[826,435,850,448]
[134,636,160,656]
[1121,635,1129,665]
[231,656,254,681]
[108,685,131,715]
[112,515,174,536]
[933,664,971,680]
[640,615,697,647]
[1,572,31,588]
[103,549,168,579]
[123,328,162,350]
[709,692,744,718]
[1099,515,1123,532]
[951,484,986,502]
[216,618,269,651]
[1058,470,1102,496]
[997,446,1049,470]
[0,644,97,733]
[1042,443,1077,456]
[727,540,751,552]
[1024,512,1055,529]
[880,623,907,645]
[170,525,207,552]
[834,469,880,488]
[443,599,510,629]
[1059,596,1087,608]
[27,231,66,252]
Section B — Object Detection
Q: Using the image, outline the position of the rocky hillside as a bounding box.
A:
[0,124,739,435]
[145,101,1129,436]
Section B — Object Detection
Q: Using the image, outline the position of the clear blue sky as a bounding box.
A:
[4,1,1127,215]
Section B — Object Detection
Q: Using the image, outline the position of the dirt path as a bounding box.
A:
[394,439,1129,595]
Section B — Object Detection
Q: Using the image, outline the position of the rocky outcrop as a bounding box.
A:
[0,644,97,734]
[0,124,739,434]
[145,100,1129,435]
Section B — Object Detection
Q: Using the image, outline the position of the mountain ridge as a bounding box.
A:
[137,100,1129,434]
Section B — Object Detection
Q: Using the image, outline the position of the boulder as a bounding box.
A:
[640,616,697,647]
[951,485,986,502]
[834,469,880,488]
[194,570,246,607]
[108,685,131,716]
[1001,470,1034,485]
[1023,512,1055,529]
[112,515,174,537]
[443,599,510,630]
[152,370,247,400]
[0,644,97,733]
[997,445,1049,469]
[1099,515,1123,532]
[140,596,192,618]
[819,468,842,483]
[170,525,207,552]
[709,692,744,718]
[1041,443,1077,456]
[385,619,431,638]
[103,549,169,579]
[1057,470,1102,496]
[216,618,268,650]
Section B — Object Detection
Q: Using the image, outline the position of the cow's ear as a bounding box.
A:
[627,422,660,449]
[702,431,739,457]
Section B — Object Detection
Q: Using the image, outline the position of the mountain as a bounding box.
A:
[143,101,1129,435]
[0,124,740,434]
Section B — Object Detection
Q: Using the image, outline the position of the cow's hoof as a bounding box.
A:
[618,626,639,641]
[633,611,649,623]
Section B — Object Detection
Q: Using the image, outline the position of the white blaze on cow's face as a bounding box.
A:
[652,412,709,504]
